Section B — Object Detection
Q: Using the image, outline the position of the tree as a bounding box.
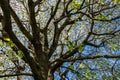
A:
[0,0,120,80]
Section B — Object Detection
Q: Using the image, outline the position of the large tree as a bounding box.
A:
[0,0,120,80]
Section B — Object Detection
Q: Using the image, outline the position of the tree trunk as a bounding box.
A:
[30,55,55,80]
[28,52,50,80]
[31,68,54,80]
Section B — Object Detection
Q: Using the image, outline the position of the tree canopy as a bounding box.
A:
[0,0,120,80]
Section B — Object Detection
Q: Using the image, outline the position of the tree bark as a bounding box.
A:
[28,52,50,80]
[47,69,54,80]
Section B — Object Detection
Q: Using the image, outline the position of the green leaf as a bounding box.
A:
[97,14,108,20]
[0,41,3,45]
[10,42,16,47]
[114,0,120,3]
[18,51,24,58]
[68,45,73,51]
[0,62,3,66]
[85,74,89,79]
[85,1,89,5]
[78,43,84,52]
[110,43,119,51]
[6,42,15,47]
[71,0,82,9]
[1,45,4,48]
[79,63,85,68]
[66,40,74,51]
[70,65,74,69]
[6,50,18,61]
[0,70,6,74]
[66,40,73,46]
[87,71,96,79]
[101,0,105,4]
[69,65,76,73]
[3,38,10,42]
[0,54,3,57]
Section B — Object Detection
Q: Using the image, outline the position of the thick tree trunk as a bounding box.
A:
[29,55,55,80]
[31,68,54,80]
[28,52,50,80]
[30,63,49,80]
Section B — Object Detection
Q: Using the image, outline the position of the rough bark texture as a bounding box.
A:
[1,0,120,80]
[31,53,49,80]
[0,0,50,79]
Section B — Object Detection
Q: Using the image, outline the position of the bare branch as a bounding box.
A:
[0,73,33,78]
[54,54,120,62]
[9,6,33,42]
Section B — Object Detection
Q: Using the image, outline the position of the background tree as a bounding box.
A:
[0,0,120,80]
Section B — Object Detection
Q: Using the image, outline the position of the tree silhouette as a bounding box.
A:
[0,0,120,80]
